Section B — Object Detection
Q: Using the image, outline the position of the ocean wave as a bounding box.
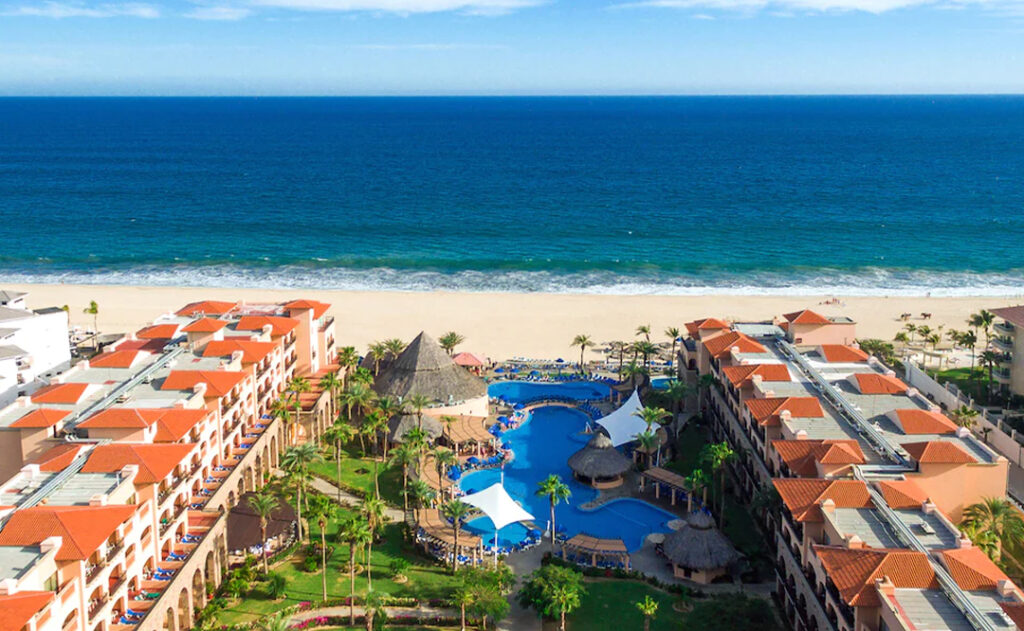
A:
[3,264,1024,297]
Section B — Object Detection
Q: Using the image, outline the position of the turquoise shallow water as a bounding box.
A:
[1,97,1023,295]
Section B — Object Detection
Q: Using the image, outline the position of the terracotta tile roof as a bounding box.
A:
[903,441,976,464]
[31,382,89,405]
[0,592,55,631]
[784,309,832,326]
[283,299,330,319]
[991,306,1024,329]
[852,373,908,395]
[182,317,228,333]
[116,339,168,353]
[0,505,137,560]
[746,397,824,427]
[773,440,865,476]
[78,408,157,429]
[941,547,1011,591]
[176,300,239,316]
[722,363,791,388]
[82,443,195,484]
[813,546,936,607]
[234,315,299,337]
[876,480,929,509]
[9,407,70,429]
[89,349,145,369]
[894,409,958,435]
[685,317,731,336]
[704,331,766,359]
[31,443,88,471]
[819,345,869,363]
[1000,603,1024,629]
[152,409,207,442]
[202,339,276,365]
[161,370,246,397]
[452,352,485,367]
[136,323,180,340]
[774,479,872,522]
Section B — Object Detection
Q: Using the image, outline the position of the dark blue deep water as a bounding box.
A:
[1,96,1022,295]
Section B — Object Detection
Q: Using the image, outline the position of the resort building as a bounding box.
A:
[0,289,72,408]
[681,308,1020,631]
[988,306,1024,397]
[0,298,337,631]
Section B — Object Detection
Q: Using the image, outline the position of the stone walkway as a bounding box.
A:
[307,475,405,523]
[289,604,455,625]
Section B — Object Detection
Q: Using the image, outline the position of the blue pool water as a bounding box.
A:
[650,377,673,390]
[487,380,611,402]
[461,403,674,551]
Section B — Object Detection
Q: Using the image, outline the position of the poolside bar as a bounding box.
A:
[639,466,691,507]
[560,534,631,570]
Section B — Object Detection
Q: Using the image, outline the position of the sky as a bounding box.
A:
[0,0,1021,94]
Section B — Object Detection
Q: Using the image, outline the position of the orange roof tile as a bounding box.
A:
[30,382,89,405]
[903,441,975,464]
[202,339,276,365]
[784,309,832,326]
[813,546,937,607]
[0,505,137,560]
[82,443,195,484]
[894,409,958,435]
[876,480,929,509]
[234,315,299,337]
[746,397,824,427]
[31,443,88,472]
[89,349,145,369]
[1001,603,1024,630]
[161,370,246,397]
[136,323,180,340]
[819,345,869,363]
[941,547,1012,591]
[182,317,228,333]
[176,300,239,316]
[703,331,766,359]
[9,408,70,429]
[452,352,485,367]
[774,479,872,522]
[78,408,158,429]
[853,373,908,395]
[721,363,791,388]
[685,317,731,336]
[0,592,55,631]
[152,409,207,442]
[773,440,865,476]
[283,299,330,319]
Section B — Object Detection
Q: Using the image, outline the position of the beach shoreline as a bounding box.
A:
[9,282,1021,362]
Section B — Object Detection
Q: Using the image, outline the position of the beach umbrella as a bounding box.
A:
[494,368,505,374]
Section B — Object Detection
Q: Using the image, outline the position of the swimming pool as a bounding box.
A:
[650,377,673,390]
[461,399,674,551]
[487,380,611,402]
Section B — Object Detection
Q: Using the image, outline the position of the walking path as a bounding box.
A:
[289,604,456,625]
[307,475,405,522]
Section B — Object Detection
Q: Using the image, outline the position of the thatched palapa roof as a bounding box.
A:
[567,432,633,479]
[661,512,740,571]
[388,413,443,443]
[375,332,486,404]
[226,492,297,551]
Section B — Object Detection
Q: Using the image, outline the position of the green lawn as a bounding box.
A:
[309,444,405,506]
[568,580,682,631]
[928,367,989,402]
[213,511,458,626]
[664,423,708,478]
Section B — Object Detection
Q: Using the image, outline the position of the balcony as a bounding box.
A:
[996,321,1016,336]
[995,368,1013,384]
[993,337,1015,353]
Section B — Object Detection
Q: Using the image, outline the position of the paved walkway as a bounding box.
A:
[307,475,405,522]
[499,545,546,631]
[289,604,455,624]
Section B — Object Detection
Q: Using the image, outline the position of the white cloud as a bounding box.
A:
[184,5,252,18]
[2,1,160,17]
[247,0,543,14]
[610,0,1011,12]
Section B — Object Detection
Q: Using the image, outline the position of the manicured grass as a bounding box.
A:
[213,511,458,626]
[567,579,681,631]
[664,423,708,478]
[309,444,405,506]
[928,367,990,402]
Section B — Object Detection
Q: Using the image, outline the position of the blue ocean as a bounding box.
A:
[1,96,1022,295]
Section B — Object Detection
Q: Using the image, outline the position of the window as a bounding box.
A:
[44,572,58,591]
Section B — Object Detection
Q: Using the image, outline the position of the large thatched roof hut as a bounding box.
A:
[375,332,486,406]
[567,432,633,489]
[661,511,740,584]
[388,412,443,443]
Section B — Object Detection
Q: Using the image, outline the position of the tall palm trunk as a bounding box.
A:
[261,521,269,574]
[335,439,343,502]
[320,527,328,600]
[452,524,461,573]
[402,466,409,511]
[349,546,357,626]
[296,484,304,542]
[550,500,557,549]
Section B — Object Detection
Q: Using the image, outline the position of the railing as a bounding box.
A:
[776,531,837,631]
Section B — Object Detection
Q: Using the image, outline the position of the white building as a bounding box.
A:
[0,291,71,407]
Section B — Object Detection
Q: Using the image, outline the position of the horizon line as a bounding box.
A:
[3,92,1024,98]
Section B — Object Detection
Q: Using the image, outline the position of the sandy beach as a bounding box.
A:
[9,282,1023,361]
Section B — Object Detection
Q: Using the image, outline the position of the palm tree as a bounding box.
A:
[634,340,658,371]
[970,309,996,350]
[685,469,709,510]
[950,405,980,430]
[82,300,99,335]
[384,337,405,360]
[321,371,343,420]
[551,582,583,631]
[375,396,401,459]
[286,376,311,444]
[442,499,472,572]
[904,322,918,343]
[634,406,670,433]
[361,496,388,590]
[337,346,359,385]
[621,361,648,389]
[368,341,386,376]
[636,324,651,342]
[363,589,388,631]
[248,490,279,575]
[609,341,627,379]
[307,494,336,600]
[701,441,736,526]
[664,380,692,428]
[635,430,660,469]
[433,447,458,494]
[389,442,419,512]
[571,334,594,374]
[894,331,909,345]
[536,474,571,549]
[409,478,436,510]
[281,444,323,542]
[439,331,466,356]
[925,333,941,366]
[407,393,431,430]
[665,326,681,368]
[636,595,659,631]
[338,513,371,626]
[961,329,979,379]
[322,419,355,502]
[269,397,292,443]
[979,350,999,398]
[258,612,291,631]
[341,383,377,452]
[962,497,1024,562]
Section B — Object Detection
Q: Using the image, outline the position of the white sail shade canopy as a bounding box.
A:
[596,389,647,446]
[461,483,534,530]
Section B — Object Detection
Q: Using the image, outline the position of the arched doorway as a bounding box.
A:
[176,589,191,631]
